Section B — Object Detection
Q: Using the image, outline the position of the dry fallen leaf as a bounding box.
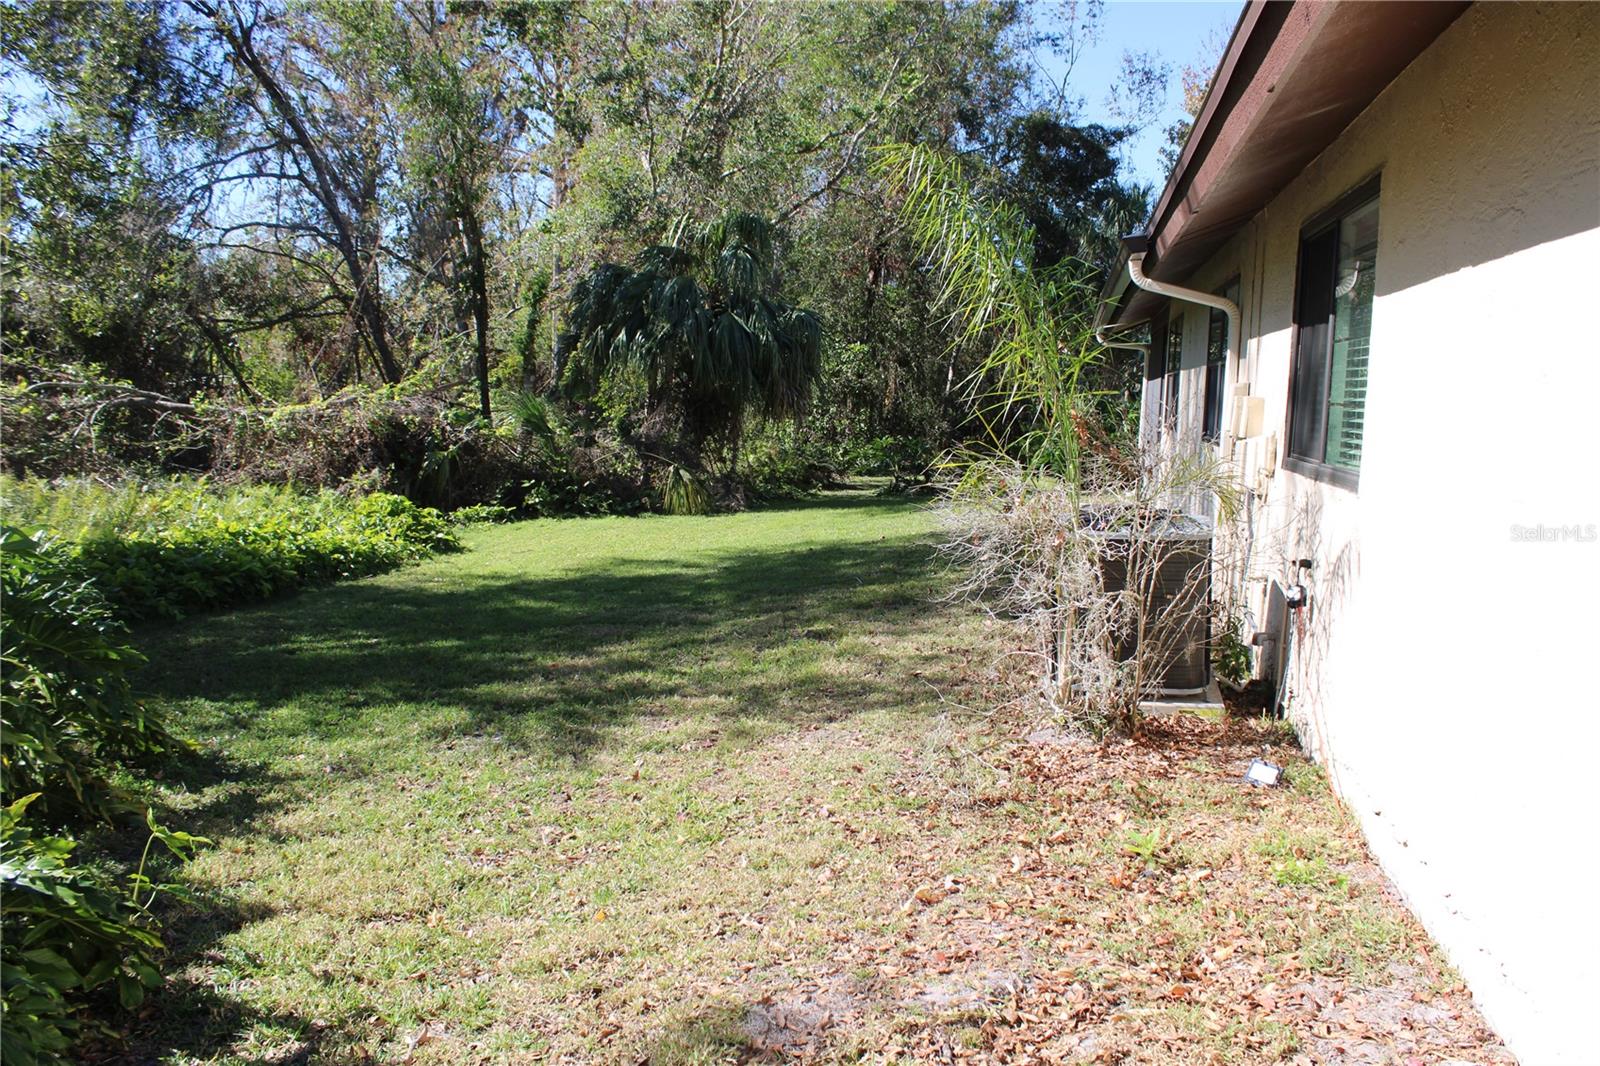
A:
[402,1023,446,1063]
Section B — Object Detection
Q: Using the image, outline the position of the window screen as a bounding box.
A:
[1289,182,1378,483]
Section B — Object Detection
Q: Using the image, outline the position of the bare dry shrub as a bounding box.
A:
[937,451,1237,736]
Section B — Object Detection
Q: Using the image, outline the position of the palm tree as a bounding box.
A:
[873,142,1104,487]
[557,213,822,476]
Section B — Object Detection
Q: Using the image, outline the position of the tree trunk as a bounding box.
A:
[460,205,492,420]
[209,4,403,384]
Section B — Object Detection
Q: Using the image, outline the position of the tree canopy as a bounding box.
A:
[2,0,1164,501]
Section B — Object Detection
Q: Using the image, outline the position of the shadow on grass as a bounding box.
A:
[136,526,953,762]
[91,749,312,1064]
[118,503,957,1062]
[98,897,314,1066]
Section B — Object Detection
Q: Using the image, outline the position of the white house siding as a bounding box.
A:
[1144,4,1600,1060]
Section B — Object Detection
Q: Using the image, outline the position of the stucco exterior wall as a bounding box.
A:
[1142,4,1600,1060]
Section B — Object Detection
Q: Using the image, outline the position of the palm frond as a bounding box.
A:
[558,210,822,469]
[873,142,1105,486]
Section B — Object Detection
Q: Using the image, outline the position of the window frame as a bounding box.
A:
[1163,312,1183,435]
[1202,276,1240,444]
[1283,174,1381,492]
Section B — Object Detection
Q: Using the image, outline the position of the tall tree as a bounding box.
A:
[189,0,405,383]
[558,213,821,473]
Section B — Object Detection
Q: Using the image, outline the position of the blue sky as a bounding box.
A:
[1040,0,1244,189]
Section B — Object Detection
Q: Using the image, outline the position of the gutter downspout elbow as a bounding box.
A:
[1094,326,1149,355]
[1127,252,1242,448]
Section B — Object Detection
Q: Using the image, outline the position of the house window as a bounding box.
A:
[1203,278,1240,442]
[1287,178,1379,487]
[1164,314,1183,434]
[1144,315,1165,442]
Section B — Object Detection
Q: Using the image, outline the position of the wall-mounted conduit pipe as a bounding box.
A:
[1126,252,1242,446]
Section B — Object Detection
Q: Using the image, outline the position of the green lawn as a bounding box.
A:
[124,490,997,1063]
[117,489,1507,1065]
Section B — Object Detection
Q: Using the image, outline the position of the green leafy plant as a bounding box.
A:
[738,427,838,502]
[1,480,460,621]
[0,526,180,822]
[1212,617,1253,688]
[1,796,207,1066]
[659,464,711,516]
[1121,827,1173,870]
[450,503,519,525]
[559,213,823,472]
[849,435,938,491]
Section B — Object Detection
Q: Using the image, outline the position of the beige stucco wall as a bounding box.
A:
[1145,4,1600,1060]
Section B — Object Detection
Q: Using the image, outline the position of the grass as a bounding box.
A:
[107,489,1509,1064]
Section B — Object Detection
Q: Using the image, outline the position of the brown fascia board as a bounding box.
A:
[1143,0,1288,271]
[1094,0,1277,328]
[1101,0,1469,327]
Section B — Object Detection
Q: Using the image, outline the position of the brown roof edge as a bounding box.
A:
[1096,0,1470,327]
[1141,1,1276,268]
[1094,1,1267,324]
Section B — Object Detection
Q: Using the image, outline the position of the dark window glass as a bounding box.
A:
[1289,225,1337,462]
[1203,278,1240,442]
[1288,186,1379,482]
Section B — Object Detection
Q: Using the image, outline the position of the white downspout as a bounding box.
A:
[1094,327,1149,356]
[1127,252,1242,449]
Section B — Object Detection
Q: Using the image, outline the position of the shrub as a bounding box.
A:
[847,435,938,489]
[1,798,208,1066]
[938,454,1238,735]
[207,390,529,509]
[1,527,206,1064]
[0,479,460,621]
[0,527,179,823]
[739,429,839,502]
[0,796,163,1065]
[1212,616,1253,688]
[449,503,519,525]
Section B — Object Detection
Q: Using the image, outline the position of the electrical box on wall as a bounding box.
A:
[1234,395,1266,439]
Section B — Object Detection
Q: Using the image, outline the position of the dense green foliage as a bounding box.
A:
[0,796,164,1066]
[0,527,177,821]
[2,1,1158,507]
[1,480,460,621]
[560,213,822,474]
[0,529,211,1064]
[0,478,458,1061]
